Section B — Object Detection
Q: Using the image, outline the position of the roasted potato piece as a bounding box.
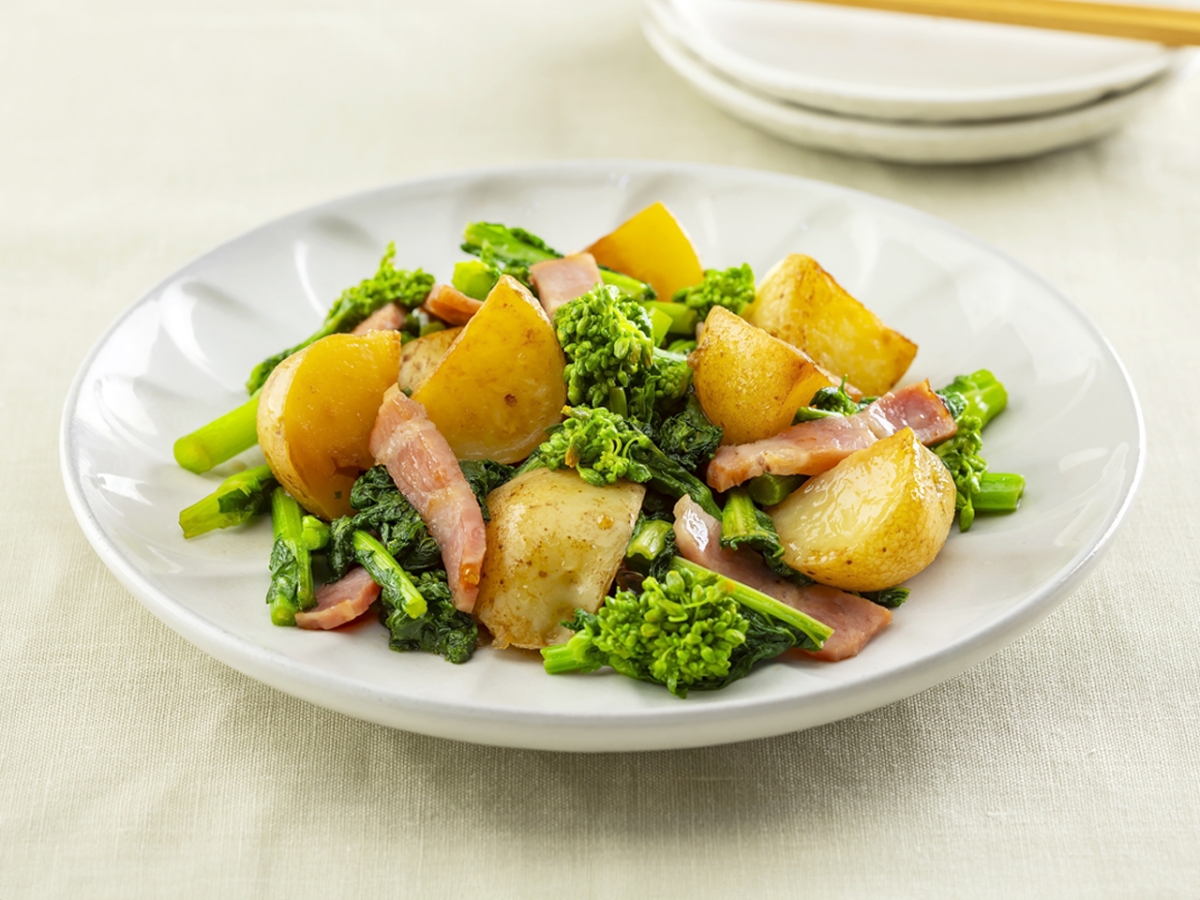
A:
[398,326,461,393]
[689,306,842,445]
[257,330,403,521]
[769,428,955,592]
[585,201,703,301]
[748,254,917,397]
[411,276,566,464]
[474,469,645,649]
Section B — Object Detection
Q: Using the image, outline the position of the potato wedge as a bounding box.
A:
[748,254,917,397]
[257,330,403,521]
[585,201,703,301]
[411,276,566,464]
[769,428,955,592]
[398,327,461,393]
[689,306,841,445]
[474,469,645,649]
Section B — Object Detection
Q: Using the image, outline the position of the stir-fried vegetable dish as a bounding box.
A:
[175,202,1025,697]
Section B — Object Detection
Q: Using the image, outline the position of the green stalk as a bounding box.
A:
[747,474,805,507]
[541,639,594,675]
[973,473,1026,513]
[670,558,832,649]
[600,269,656,302]
[626,519,674,564]
[646,306,672,347]
[351,531,427,619]
[642,301,697,335]
[174,393,260,474]
[452,259,500,300]
[301,516,331,551]
[178,463,276,538]
[266,488,315,626]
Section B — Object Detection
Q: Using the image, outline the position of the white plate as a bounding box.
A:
[651,0,1181,122]
[646,18,1190,165]
[61,162,1143,752]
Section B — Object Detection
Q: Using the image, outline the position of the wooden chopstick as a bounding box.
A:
[790,0,1200,45]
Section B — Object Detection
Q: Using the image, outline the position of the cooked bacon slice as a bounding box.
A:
[422,283,483,326]
[351,302,406,334]
[295,566,381,630]
[369,386,487,613]
[672,496,891,662]
[706,380,956,492]
[529,252,603,318]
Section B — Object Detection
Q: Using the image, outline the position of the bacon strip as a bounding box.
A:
[706,380,956,493]
[351,302,406,334]
[369,386,487,613]
[529,252,603,319]
[672,496,891,662]
[422,283,483,326]
[295,567,381,630]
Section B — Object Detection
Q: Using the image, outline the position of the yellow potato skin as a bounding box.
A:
[747,254,918,397]
[585,201,704,301]
[474,470,646,649]
[398,326,461,393]
[411,276,566,464]
[689,306,840,445]
[257,330,403,521]
[769,428,955,592]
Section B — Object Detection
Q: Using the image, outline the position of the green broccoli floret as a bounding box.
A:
[460,221,657,301]
[629,347,693,423]
[541,558,832,697]
[179,463,278,538]
[672,264,755,321]
[720,489,812,584]
[264,488,316,626]
[352,533,477,665]
[246,243,434,394]
[935,370,1025,531]
[517,406,722,519]
[555,284,655,411]
[655,395,723,471]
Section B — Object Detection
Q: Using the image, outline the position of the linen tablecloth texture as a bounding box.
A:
[3,1,1198,896]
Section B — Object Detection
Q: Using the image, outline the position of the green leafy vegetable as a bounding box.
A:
[265,488,316,626]
[245,243,434,393]
[328,466,441,580]
[179,463,277,538]
[860,587,910,609]
[655,395,723,472]
[352,530,428,620]
[720,489,811,584]
[672,264,755,321]
[516,406,722,519]
[541,557,832,697]
[793,380,864,423]
[378,568,478,665]
[458,459,516,521]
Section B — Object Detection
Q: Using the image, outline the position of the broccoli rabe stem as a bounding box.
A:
[599,269,656,302]
[643,301,698,335]
[265,488,315,626]
[625,519,674,565]
[541,640,598,676]
[747,474,805,507]
[670,558,832,649]
[351,531,428,620]
[178,463,277,538]
[173,393,261,475]
[452,259,499,300]
[973,473,1026,513]
[301,516,331,551]
[941,370,1008,427]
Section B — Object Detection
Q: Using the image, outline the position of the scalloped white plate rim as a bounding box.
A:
[60,160,1145,751]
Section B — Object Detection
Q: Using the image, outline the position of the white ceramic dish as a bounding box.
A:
[650,0,1179,122]
[62,161,1143,752]
[645,18,1188,165]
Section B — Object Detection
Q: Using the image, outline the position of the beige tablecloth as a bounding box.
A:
[3,1,1199,896]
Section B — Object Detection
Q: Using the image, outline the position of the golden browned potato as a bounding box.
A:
[474,469,645,649]
[747,254,917,397]
[585,201,703,301]
[257,330,403,521]
[689,306,841,445]
[411,276,566,464]
[768,428,955,592]
[398,327,461,393]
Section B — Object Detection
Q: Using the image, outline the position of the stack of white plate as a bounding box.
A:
[644,0,1196,164]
